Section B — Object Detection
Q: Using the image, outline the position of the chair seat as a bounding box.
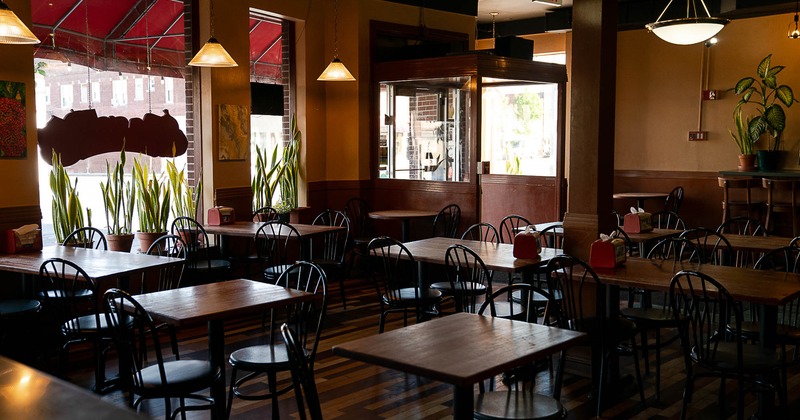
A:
[620,306,678,326]
[382,287,442,306]
[263,264,293,281]
[0,299,40,316]
[37,289,93,300]
[475,391,566,420]
[430,281,487,295]
[229,344,290,371]
[138,359,220,393]
[62,313,130,335]
[188,259,231,271]
[734,321,800,343]
[488,300,526,320]
[692,342,780,372]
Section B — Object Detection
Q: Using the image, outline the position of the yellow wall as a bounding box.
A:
[0,0,38,208]
[615,13,800,171]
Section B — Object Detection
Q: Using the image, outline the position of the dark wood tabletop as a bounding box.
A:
[0,245,184,282]
[0,355,145,419]
[368,210,439,220]
[202,221,343,239]
[623,228,683,243]
[332,312,586,419]
[722,234,794,252]
[596,257,800,306]
[133,278,314,418]
[401,237,563,273]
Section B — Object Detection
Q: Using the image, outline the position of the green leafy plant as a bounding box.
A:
[166,160,202,219]
[732,54,797,152]
[99,148,135,235]
[274,200,292,214]
[132,156,170,233]
[252,144,285,211]
[730,106,757,155]
[279,115,301,209]
[49,150,90,244]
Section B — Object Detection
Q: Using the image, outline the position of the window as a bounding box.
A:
[92,82,100,102]
[134,78,144,101]
[60,84,73,109]
[44,84,50,106]
[377,77,469,182]
[165,77,174,104]
[481,81,559,176]
[112,79,128,106]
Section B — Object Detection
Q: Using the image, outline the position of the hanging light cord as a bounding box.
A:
[85,2,92,109]
[333,0,339,58]
[210,0,216,38]
[145,0,152,113]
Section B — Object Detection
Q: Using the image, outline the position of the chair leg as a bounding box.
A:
[378,311,387,334]
[718,374,727,420]
[179,397,187,420]
[680,373,693,420]
[338,275,347,310]
[655,332,662,401]
[630,337,646,407]
[226,367,238,420]
[268,371,280,419]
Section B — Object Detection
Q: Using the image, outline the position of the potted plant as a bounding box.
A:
[729,106,757,171]
[166,160,202,220]
[273,200,292,223]
[99,148,136,252]
[49,150,90,245]
[732,54,797,171]
[279,115,301,209]
[251,143,285,218]
[132,156,170,252]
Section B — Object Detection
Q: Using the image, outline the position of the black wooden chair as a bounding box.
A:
[650,210,686,230]
[62,226,107,250]
[499,214,533,244]
[537,223,564,249]
[432,204,461,238]
[170,216,231,284]
[253,206,279,223]
[546,255,645,417]
[142,234,187,360]
[255,220,303,283]
[367,236,442,333]
[281,323,324,420]
[431,244,493,314]
[475,283,567,420]
[227,262,328,419]
[670,270,783,420]
[460,222,499,244]
[344,197,375,277]
[311,210,350,308]
[104,288,221,419]
[664,186,684,214]
[679,228,734,266]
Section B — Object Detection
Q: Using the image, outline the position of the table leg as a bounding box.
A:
[208,319,226,419]
[757,304,778,416]
[401,219,411,242]
[452,384,474,420]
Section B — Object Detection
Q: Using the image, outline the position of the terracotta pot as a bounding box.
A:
[136,231,166,253]
[107,233,135,253]
[737,154,756,172]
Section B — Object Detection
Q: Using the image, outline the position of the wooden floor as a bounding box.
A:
[22,273,800,419]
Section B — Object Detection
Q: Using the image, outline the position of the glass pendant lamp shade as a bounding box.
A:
[789,1,800,39]
[0,1,40,44]
[189,37,237,67]
[318,57,355,81]
[646,0,728,45]
[646,17,728,45]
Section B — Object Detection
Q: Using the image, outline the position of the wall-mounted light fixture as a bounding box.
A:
[318,0,355,81]
[645,0,728,45]
[0,1,40,44]
[789,0,800,39]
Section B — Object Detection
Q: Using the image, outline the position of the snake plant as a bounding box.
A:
[99,148,135,235]
[133,156,170,233]
[166,160,202,219]
[252,144,285,211]
[49,150,88,244]
[279,115,301,209]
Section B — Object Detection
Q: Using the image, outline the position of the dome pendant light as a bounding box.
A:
[0,0,40,44]
[189,0,237,67]
[645,0,729,45]
[789,0,800,39]
[318,0,355,81]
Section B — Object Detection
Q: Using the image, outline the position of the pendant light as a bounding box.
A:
[0,0,40,44]
[189,0,237,67]
[645,0,729,45]
[318,0,355,81]
[789,0,800,39]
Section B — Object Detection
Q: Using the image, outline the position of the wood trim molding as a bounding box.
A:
[307,180,367,193]
[214,186,251,202]
[480,174,556,187]
[614,170,720,180]
[369,179,474,194]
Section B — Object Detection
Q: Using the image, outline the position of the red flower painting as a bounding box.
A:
[0,81,27,159]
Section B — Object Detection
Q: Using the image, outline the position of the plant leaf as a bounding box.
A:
[767,65,784,78]
[735,77,754,94]
[775,85,795,108]
[757,55,771,79]
[764,104,786,132]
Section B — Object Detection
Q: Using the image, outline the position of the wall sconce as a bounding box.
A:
[0,1,40,44]
[645,0,728,45]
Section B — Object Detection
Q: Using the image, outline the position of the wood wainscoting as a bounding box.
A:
[614,170,722,229]
[480,174,561,229]
[0,205,42,232]
[214,187,253,222]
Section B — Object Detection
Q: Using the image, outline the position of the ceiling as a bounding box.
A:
[476,0,573,24]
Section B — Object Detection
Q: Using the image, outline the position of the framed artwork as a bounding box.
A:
[0,80,27,159]
[218,104,249,161]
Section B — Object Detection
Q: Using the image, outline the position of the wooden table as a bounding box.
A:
[332,312,586,419]
[368,210,439,242]
[203,221,344,259]
[622,228,684,256]
[401,237,563,283]
[613,192,669,211]
[0,354,145,419]
[132,279,313,418]
[722,234,793,252]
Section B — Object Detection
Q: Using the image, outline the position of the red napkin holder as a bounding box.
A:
[207,206,236,225]
[623,212,652,233]
[513,230,540,259]
[0,228,43,254]
[589,238,627,269]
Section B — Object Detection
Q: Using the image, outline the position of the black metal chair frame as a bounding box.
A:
[344,197,375,277]
[499,214,533,244]
[437,244,493,314]
[432,204,461,238]
[460,222,499,244]
[311,210,351,308]
[538,223,564,250]
[62,226,108,250]
[255,220,304,283]
[664,186,684,214]
[678,228,734,266]
[650,210,686,230]
[281,323,324,420]
[170,216,231,281]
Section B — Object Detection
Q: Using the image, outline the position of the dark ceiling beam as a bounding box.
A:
[477,0,796,39]
[383,0,477,17]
